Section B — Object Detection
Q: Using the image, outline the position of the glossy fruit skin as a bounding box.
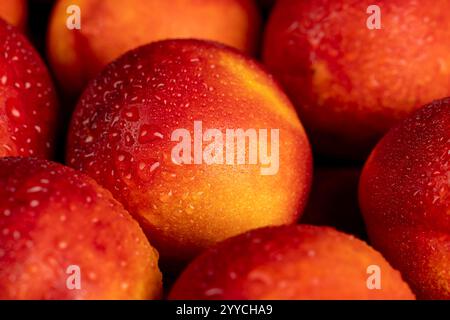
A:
[0,19,58,159]
[47,0,261,96]
[0,157,162,300]
[169,225,415,300]
[264,0,450,159]
[66,39,312,265]
[0,0,27,30]
[359,99,450,299]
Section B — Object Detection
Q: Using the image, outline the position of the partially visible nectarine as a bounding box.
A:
[66,39,312,265]
[47,0,261,96]
[169,225,414,299]
[0,157,162,299]
[360,99,449,299]
[0,0,27,30]
[0,19,58,159]
[264,0,450,159]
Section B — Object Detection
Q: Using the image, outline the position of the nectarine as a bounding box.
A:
[257,0,276,12]
[0,157,162,299]
[360,99,450,299]
[264,0,450,159]
[0,19,58,159]
[169,225,414,299]
[47,0,261,96]
[66,39,312,265]
[0,0,27,30]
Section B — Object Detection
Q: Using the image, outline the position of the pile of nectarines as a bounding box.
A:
[360,100,449,299]
[0,0,448,301]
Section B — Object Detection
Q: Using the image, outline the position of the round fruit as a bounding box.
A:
[47,0,261,96]
[66,39,312,265]
[0,19,58,159]
[0,157,162,299]
[169,225,414,299]
[0,0,27,30]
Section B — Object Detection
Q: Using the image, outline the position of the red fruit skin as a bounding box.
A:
[0,19,58,159]
[263,0,450,159]
[47,0,261,97]
[0,157,162,300]
[66,39,312,265]
[169,225,414,300]
[359,100,450,299]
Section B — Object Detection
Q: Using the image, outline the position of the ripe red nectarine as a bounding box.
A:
[66,39,312,265]
[169,225,414,299]
[0,157,162,299]
[360,99,449,299]
[264,0,450,159]
[0,19,58,159]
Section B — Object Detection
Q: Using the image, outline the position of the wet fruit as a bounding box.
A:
[0,19,58,159]
[263,0,450,159]
[0,157,162,299]
[360,99,450,299]
[66,39,312,265]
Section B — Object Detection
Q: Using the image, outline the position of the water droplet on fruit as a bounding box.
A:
[58,241,68,249]
[138,124,164,144]
[122,107,139,122]
[29,200,39,208]
[248,270,273,287]
[136,158,160,182]
[11,107,20,118]
[124,132,135,147]
[161,170,177,182]
[184,204,195,214]
[159,190,173,203]
[204,288,224,297]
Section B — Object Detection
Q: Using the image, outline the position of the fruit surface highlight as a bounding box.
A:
[301,166,366,239]
[169,225,414,299]
[0,0,27,30]
[264,0,450,159]
[0,19,58,159]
